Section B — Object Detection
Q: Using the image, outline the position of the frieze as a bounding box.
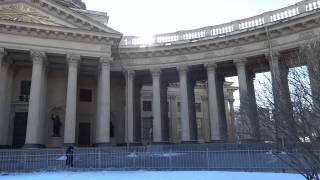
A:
[204,52,216,58]
[233,46,244,54]
[176,55,188,62]
[299,30,316,40]
[0,3,64,27]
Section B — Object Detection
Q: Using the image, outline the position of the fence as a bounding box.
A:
[0,143,300,173]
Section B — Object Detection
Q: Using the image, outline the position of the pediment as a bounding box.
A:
[0,3,73,27]
[0,0,121,36]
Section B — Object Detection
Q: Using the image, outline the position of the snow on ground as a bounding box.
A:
[0,171,304,180]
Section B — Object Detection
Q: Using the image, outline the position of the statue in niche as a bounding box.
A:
[51,114,62,137]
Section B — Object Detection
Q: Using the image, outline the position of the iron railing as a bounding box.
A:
[0,143,301,172]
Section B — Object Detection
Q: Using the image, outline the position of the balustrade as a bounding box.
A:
[120,0,320,47]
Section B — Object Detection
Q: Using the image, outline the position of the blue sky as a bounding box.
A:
[83,0,302,36]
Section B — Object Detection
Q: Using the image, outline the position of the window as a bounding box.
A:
[20,80,31,96]
[195,103,201,112]
[143,101,152,111]
[19,80,31,102]
[177,102,181,112]
[79,89,92,102]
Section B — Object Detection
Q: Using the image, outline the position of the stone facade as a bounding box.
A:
[0,0,320,148]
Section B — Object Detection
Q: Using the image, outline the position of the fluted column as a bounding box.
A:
[25,51,46,148]
[235,59,260,140]
[151,68,162,143]
[63,54,80,146]
[95,57,112,146]
[268,52,295,141]
[178,66,191,142]
[206,63,222,141]
[125,70,135,144]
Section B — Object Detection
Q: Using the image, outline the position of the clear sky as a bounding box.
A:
[83,0,302,36]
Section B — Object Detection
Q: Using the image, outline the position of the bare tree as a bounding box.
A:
[253,40,320,180]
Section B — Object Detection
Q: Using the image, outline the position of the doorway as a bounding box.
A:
[78,123,91,147]
[13,112,28,148]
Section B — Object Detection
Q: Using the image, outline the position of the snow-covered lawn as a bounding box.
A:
[0,171,303,180]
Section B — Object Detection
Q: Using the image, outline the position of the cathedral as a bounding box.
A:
[1,0,318,149]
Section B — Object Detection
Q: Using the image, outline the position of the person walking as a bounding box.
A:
[66,146,74,167]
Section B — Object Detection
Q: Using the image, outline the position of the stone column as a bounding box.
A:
[169,95,179,143]
[0,48,8,147]
[247,72,260,140]
[63,54,80,146]
[160,81,169,142]
[25,51,46,148]
[125,70,135,144]
[134,84,142,142]
[201,96,210,142]
[268,52,295,141]
[228,99,237,142]
[0,48,5,77]
[216,75,228,140]
[206,63,222,141]
[307,59,320,110]
[178,66,191,142]
[95,57,111,146]
[235,59,260,140]
[187,79,197,141]
[151,68,162,143]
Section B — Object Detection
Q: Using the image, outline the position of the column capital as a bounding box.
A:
[150,68,161,77]
[168,95,176,101]
[177,65,189,73]
[100,56,112,64]
[233,57,247,66]
[201,96,208,101]
[30,50,46,64]
[124,69,135,78]
[0,48,6,58]
[265,51,280,61]
[67,54,81,65]
[205,62,217,71]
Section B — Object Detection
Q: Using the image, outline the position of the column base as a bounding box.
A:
[151,142,171,145]
[209,140,226,143]
[126,142,143,146]
[94,143,112,147]
[63,143,77,148]
[23,144,45,149]
[0,145,11,149]
[181,141,198,144]
[239,139,260,143]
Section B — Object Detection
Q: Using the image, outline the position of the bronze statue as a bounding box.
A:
[51,114,61,137]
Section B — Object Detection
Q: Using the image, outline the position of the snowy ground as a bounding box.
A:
[0,171,303,180]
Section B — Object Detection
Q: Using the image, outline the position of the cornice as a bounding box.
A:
[119,11,320,60]
[0,20,116,44]
[0,0,122,44]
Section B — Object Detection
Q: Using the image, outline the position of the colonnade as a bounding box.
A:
[0,50,112,147]
[0,48,319,147]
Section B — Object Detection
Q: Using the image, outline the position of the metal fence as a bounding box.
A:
[0,144,299,173]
